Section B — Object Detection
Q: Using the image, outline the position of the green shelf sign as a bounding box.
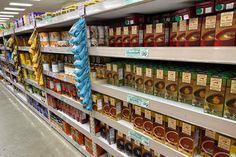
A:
[125,48,149,58]
[128,130,150,146]
[127,95,149,108]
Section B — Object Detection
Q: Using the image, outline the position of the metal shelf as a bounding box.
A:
[43,70,76,84]
[89,47,236,65]
[15,24,34,35]
[3,29,13,36]
[23,78,44,91]
[48,106,91,138]
[45,88,90,115]
[18,46,30,52]
[94,112,187,157]
[92,80,236,138]
[21,64,33,71]
[19,46,72,54]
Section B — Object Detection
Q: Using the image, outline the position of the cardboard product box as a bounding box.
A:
[96,144,106,156]
[112,63,124,86]
[165,69,179,101]
[204,75,227,117]
[108,28,115,47]
[196,0,215,15]
[154,23,170,47]
[125,63,135,88]
[122,26,130,47]
[192,72,209,108]
[154,67,166,98]
[77,130,85,145]
[144,67,154,95]
[143,109,154,135]
[135,66,144,92]
[170,22,178,46]
[106,125,116,145]
[153,113,166,143]
[178,122,200,157]
[103,95,110,116]
[100,122,107,139]
[201,15,217,46]
[90,26,98,46]
[165,117,179,149]
[133,140,143,157]
[125,135,133,156]
[133,105,144,131]
[186,17,202,46]
[178,71,194,104]
[104,26,109,46]
[215,11,236,46]
[106,63,113,84]
[213,135,236,157]
[200,129,217,157]
[224,77,236,121]
[215,0,236,12]
[154,150,161,157]
[115,27,122,47]
[97,26,105,39]
[125,14,145,26]
[117,131,125,152]
[144,24,154,47]
[130,25,144,47]
[109,97,122,120]
[174,7,195,22]
[177,20,187,47]
[142,146,153,157]
[85,137,93,155]
[92,93,103,112]
[122,101,132,122]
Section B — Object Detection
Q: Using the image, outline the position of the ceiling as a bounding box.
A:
[0,0,81,23]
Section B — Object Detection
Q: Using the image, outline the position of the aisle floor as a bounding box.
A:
[0,83,82,157]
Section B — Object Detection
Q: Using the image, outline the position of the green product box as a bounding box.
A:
[135,65,144,92]
[144,66,154,95]
[165,69,179,101]
[154,67,165,98]
[106,63,113,84]
[112,63,124,86]
[124,63,135,88]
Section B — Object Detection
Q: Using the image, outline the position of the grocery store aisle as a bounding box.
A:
[0,83,82,157]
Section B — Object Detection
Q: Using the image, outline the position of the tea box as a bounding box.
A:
[215,0,236,12]
[204,75,227,117]
[103,95,110,116]
[215,11,236,46]
[153,112,166,143]
[133,140,143,157]
[106,125,116,145]
[108,28,115,47]
[92,92,103,112]
[130,25,144,47]
[201,15,217,46]
[196,0,215,15]
[170,22,178,46]
[200,129,217,157]
[224,78,236,121]
[125,135,133,155]
[186,17,202,46]
[117,131,125,151]
[165,117,179,149]
[154,22,170,47]
[144,67,154,95]
[133,105,144,131]
[142,146,153,157]
[115,27,122,47]
[144,24,154,47]
[154,67,165,98]
[124,63,135,88]
[213,135,236,157]
[178,122,199,157]
[165,69,179,101]
[177,20,187,46]
[109,97,122,120]
[135,65,144,92]
[122,101,132,122]
[106,63,113,84]
[143,109,154,135]
[192,72,209,108]
[178,71,194,104]
[122,26,130,47]
[112,63,124,86]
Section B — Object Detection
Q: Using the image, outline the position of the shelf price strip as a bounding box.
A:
[125,47,149,58]
[127,94,149,108]
[128,130,150,146]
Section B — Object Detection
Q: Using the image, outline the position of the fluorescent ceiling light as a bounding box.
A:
[0,15,14,17]
[0,11,19,15]
[9,2,33,7]
[4,8,25,11]
[0,18,10,20]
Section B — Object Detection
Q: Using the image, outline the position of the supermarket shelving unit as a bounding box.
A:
[0,0,236,157]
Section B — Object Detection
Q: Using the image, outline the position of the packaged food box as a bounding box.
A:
[215,11,236,46]
[77,130,85,145]
[177,20,187,46]
[165,69,179,101]
[133,141,143,157]
[192,72,209,108]
[196,0,215,15]
[133,105,144,131]
[165,117,179,149]
[215,0,236,12]
[213,135,236,157]
[204,75,227,117]
[124,63,135,88]
[130,25,144,47]
[186,17,202,46]
[153,112,166,143]
[144,24,154,47]
[96,144,105,156]
[178,71,194,104]
[201,15,217,46]
[144,67,154,95]
[117,131,125,152]
[170,22,178,46]
[90,26,98,46]
[103,95,110,116]
[174,7,195,22]
[92,93,103,112]
[224,77,236,121]
[39,32,50,47]
[125,135,133,155]
[125,14,145,26]
[142,146,153,157]
[49,32,61,47]
[154,66,165,98]
[109,97,122,120]
[108,28,115,47]
[112,63,124,86]
[115,27,122,47]
[178,122,199,157]
[106,63,112,84]
[135,65,144,92]
[154,22,170,47]
[122,101,132,122]
[122,26,130,47]
[85,137,93,155]
[100,122,107,139]
[106,125,116,145]
[143,109,154,135]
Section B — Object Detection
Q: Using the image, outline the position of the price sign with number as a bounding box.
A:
[125,48,149,58]
[127,95,149,108]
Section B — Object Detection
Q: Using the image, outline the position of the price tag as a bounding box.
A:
[125,48,149,58]
[128,130,150,146]
[125,0,143,5]
[127,95,149,108]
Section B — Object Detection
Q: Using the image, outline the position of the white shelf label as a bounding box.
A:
[125,48,149,58]
[125,0,143,5]
[128,130,149,146]
[127,95,149,108]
